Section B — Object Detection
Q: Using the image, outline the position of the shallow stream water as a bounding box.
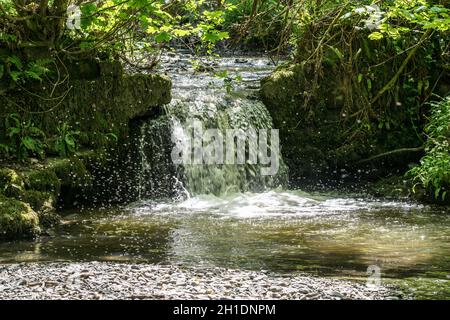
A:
[1,190,449,298]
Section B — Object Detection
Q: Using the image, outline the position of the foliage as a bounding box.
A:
[0,0,237,94]
[215,69,242,94]
[0,55,52,83]
[222,0,289,52]
[3,113,46,160]
[408,96,450,201]
[55,123,80,157]
[254,0,449,155]
[0,1,237,161]
[0,1,234,62]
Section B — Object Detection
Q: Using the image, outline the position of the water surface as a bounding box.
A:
[1,190,449,298]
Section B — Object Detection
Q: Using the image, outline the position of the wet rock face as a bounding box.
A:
[0,58,174,235]
[260,63,423,188]
[0,196,40,240]
[260,64,343,186]
[0,156,97,239]
[0,61,172,148]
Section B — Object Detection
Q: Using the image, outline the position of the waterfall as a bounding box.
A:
[136,115,178,199]
[135,55,287,199]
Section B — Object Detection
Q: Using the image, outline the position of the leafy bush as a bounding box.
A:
[408,96,450,201]
[223,0,287,51]
[55,123,80,157]
[4,114,46,160]
[0,55,52,83]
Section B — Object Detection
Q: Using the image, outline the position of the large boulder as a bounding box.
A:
[0,168,25,198]
[0,196,40,239]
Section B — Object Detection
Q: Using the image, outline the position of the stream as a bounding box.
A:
[0,55,449,299]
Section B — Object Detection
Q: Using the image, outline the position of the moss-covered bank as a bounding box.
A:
[260,63,439,188]
[0,58,172,239]
[0,60,171,148]
[0,195,40,240]
[0,155,88,238]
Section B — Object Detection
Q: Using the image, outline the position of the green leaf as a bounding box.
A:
[21,136,38,151]
[155,32,172,43]
[7,55,23,70]
[65,136,76,148]
[106,133,118,142]
[368,32,384,41]
[7,127,20,137]
[24,71,42,81]
[357,73,363,83]
[203,31,229,43]
[172,29,193,37]
[9,71,21,82]
[215,70,228,78]
[331,47,343,60]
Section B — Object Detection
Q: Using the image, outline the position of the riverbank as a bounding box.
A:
[0,262,400,300]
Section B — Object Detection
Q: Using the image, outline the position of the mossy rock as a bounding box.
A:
[0,168,25,198]
[25,168,61,196]
[77,150,108,171]
[18,190,60,228]
[1,69,172,149]
[49,156,95,207]
[52,157,93,189]
[0,196,40,239]
[19,190,55,212]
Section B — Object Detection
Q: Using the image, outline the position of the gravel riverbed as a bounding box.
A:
[0,262,401,300]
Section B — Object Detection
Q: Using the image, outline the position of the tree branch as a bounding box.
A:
[371,29,432,104]
[356,147,425,164]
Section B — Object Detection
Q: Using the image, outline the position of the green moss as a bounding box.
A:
[18,190,60,228]
[1,71,172,149]
[25,168,61,196]
[0,195,40,239]
[19,190,54,212]
[0,168,25,198]
[52,157,93,189]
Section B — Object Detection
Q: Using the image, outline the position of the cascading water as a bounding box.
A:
[136,54,287,198]
[136,116,177,199]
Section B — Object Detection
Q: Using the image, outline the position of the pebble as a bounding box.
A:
[0,262,401,300]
